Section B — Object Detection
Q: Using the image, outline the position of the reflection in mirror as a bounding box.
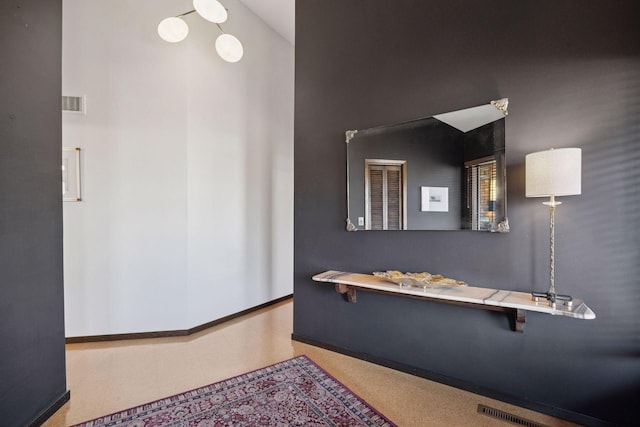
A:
[346,99,509,232]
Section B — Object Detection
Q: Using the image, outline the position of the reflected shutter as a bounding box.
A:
[367,164,403,230]
[386,167,401,230]
[369,167,384,230]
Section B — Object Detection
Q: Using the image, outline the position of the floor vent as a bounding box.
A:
[477,404,549,427]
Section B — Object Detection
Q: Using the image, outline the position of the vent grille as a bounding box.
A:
[478,405,549,427]
[62,95,85,114]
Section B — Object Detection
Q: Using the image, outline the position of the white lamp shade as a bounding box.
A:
[158,17,189,43]
[193,0,228,23]
[526,148,582,197]
[215,34,244,62]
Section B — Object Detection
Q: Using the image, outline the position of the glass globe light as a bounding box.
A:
[215,34,244,62]
[158,17,189,43]
[193,0,228,23]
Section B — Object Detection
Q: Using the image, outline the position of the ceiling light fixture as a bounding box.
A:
[193,0,228,23]
[157,16,189,43]
[215,33,243,63]
[157,0,243,63]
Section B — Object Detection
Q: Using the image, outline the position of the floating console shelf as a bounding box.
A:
[312,271,595,333]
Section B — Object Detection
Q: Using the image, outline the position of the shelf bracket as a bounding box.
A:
[513,309,526,333]
[335,283,357,303]
[335,283,526,331]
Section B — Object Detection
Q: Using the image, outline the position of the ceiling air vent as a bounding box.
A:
[62,95,86,114]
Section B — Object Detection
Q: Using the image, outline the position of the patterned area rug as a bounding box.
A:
[72,355,396,426]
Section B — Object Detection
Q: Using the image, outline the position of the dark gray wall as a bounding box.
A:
[0,1,67,426]
[293,1,640,426]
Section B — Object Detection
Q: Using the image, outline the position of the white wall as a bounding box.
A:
[62,0,294,336]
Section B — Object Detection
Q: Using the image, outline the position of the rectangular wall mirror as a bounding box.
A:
[346,99,509,232]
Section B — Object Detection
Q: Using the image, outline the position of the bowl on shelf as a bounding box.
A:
[372,270,467,289]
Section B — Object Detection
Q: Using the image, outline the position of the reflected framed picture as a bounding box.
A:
[62,147,81,201]
[421,186,448,212]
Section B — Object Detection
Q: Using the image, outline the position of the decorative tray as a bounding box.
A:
[372,270,467,288]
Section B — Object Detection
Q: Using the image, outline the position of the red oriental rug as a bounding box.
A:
[72,355,396,427]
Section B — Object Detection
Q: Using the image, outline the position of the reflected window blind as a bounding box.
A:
[466,160,497,230]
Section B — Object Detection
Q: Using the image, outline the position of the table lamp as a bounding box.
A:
[525,148,582,307]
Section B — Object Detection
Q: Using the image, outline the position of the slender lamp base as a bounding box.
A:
[531,195,573,308]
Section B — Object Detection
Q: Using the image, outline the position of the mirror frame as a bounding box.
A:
[345,99,510,233]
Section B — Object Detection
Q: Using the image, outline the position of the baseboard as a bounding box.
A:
[291,334,614,427]
[28,390,70,427]
[66,295,292,344]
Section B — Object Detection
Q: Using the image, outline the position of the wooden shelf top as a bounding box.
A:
[313,270,595,321]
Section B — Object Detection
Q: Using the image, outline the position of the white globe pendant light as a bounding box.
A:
[215,33,244,62]
[158,17,189,43]
[193,0,227,23]
[158,2,244,64]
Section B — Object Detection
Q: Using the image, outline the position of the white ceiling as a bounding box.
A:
[238,0,295,45]
[433,104,506,133]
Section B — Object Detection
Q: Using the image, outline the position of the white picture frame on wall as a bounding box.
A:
[421,186,448,212]
[62,147,82,201]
